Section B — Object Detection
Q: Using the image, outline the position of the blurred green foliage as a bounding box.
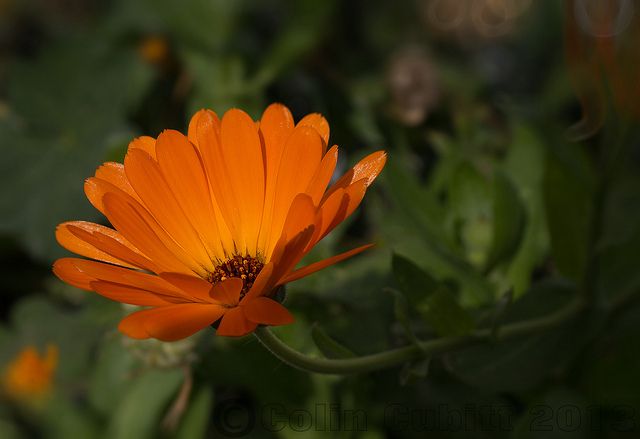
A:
[0,0,639,438]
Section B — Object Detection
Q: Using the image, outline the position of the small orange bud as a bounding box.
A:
[138,35,170,66]
[2,345,58,403]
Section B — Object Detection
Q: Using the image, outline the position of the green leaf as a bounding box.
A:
[382,160,450,253]
[43,394,99,439]
[484,171,527,272]
[448,162,493,267]
[88,338,137,416]
[378,159,494,306]
[251,0,336,89]
[503,122,549,297]
[392,253,474,337]
[106,369,184,439]
[109,0,242,53]
[417,286,475,337]
[311,323,355,359]
[386,288,421,347]
[184,52,261,117]
[444,280,600,392]
[543,142,594,281]
[176,388,213,439]
[0,38,153,261]
[391,254,438,306]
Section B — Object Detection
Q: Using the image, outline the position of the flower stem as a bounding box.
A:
[254,297,585,375]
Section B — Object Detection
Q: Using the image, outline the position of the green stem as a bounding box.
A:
[254,297,585,375]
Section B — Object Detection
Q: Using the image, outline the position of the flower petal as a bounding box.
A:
[195,110,242,244]
[94,162,140,202]
[158,272,216,303]
[282,193,317,241]
[216,307,257,337]
[90,281,179,306]
[64,222,159,271]
[220,109,266,256]
[260,103,294,154]
[325,150,387,198]
[343,178,368,219]
[257,104,295,252]
[310,188,349,246]
[84,177,130,216]
[242,296,294,325]
[118,304,225,341]
[155,129,227,260]
[319,179,367,242]
[264,125,323,257]
[297,112,329,150]
[124,148,212,270]
[103,191,202,276]
[60,258,187,299]
[270,225,316,285]
[144,304,225,341]
[309,179,368,248]
[209,277,243,306]
[118,310,151,339]
[188,109,219,147]
[53,258,93,291]
[306,145,338,205]
[56,222,138,269]
[281,244,374,284]
[128,136,157,160]
[242,262,275,301]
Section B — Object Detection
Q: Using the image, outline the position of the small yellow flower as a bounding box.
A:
[2,345,58,402]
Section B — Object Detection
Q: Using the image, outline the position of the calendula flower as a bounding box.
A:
[2,345,58,402]
[54,104,386,340]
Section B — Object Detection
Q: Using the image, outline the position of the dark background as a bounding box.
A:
[0,0,639,438]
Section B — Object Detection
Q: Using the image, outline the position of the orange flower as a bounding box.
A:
[54,104,386,340]
[2,345,58,402]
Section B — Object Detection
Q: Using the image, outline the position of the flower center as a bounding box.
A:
[208,255,264,298]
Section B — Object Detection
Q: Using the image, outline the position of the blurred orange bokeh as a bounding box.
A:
[565,0,640,137]
[2,345,58,403]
